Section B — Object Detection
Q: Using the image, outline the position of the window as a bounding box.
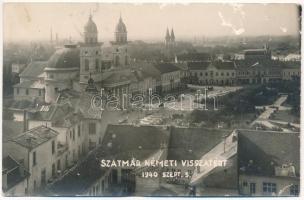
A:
[250,183,256,194]
[263,182,276,194]
[39,89,42,96]
[78,125,81,137]
[95,59,99,71]
[32,151,36,166]
[52,163,55,177]
[216,72,218,76]
[57,159,61,171]
[33,180,37,192]
[25,89,29,95]
[51,140,55,155]
[200,72,203,76]
[221,72,224,76]
[73,129,75,141]
[85,59,89,71]
[290,185,299,196]
[227,72,230,76]
[205,72,208,76]
[16,88,19,95]
[243,181,248,187]
[89,123,96,135]
[96,51,99,55]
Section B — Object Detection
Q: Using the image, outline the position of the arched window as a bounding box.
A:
[85,59,89,71]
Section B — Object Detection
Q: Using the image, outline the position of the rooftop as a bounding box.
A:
[10,125,59,150]
[238,129,300,178]
[2,156,30,192]
[13,80,44,89]
[46,45,80,70]
[19,61,47,78]
[153,63,180,74]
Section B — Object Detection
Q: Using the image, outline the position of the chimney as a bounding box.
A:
[23,110,27,132]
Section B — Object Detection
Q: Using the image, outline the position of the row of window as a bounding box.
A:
[192,71,235,77]
[69,125,82,141]
[283,71,300,76]
[238,71,280,76]
[242,181,299,196]
[16,88,42,96]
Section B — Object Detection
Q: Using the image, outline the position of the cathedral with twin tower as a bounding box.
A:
[79,14,129,85]
[20,13,177,104]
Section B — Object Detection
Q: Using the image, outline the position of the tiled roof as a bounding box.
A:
[13,80,44,89]
[187,61,210,70]
[177,52,211,62]
[7,100,37,110]
[212,61,236,70]
[238,129,300,177]
[153,63,180,74]
[167,127,232,160]
[235,60,286,69]
[188,61,236,71]
[102,70,132,86]
[20,61,47,78]
[95,124,170,161]
[30,103,72,122]
[10,125,59,150]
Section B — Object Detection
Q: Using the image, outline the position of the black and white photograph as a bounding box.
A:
[1,2,301,197]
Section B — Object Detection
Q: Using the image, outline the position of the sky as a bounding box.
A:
[3,3,301,42]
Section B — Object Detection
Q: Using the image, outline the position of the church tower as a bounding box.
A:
[165,28,171,48]
[80,14,102,85]
[170,28,175,46]
[111,15,129,68]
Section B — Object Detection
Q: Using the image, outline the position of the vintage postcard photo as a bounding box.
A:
[1,2,301,197]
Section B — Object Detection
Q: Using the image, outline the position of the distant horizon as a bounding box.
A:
[4,3,300,43]
[4,34,300,45]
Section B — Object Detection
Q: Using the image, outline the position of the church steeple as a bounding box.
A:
[115,14,127,44]
[79,13,102,86]
[171,28,175,42]
[84,14,98,44]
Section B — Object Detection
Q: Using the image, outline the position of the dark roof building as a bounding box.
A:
[238,129,300,178]
[48,124,170,195]
[153,63,180,74]
[2,155,30,193]
[188,61,236,71]
[46,44,80,70]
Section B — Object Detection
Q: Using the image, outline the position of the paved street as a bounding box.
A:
[251,95,299,132]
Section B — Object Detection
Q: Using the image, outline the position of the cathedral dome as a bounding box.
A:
[84,15,98,33]
[47,44,80,69]
[115,16,127,33]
